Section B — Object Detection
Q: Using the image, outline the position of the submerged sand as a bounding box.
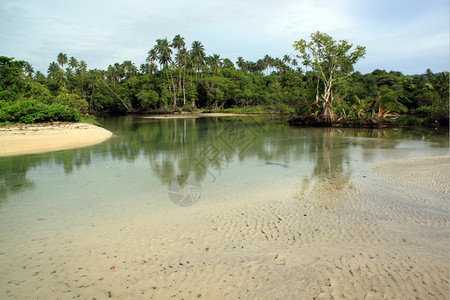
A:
[0,156,448,299]
[0,123,113,157]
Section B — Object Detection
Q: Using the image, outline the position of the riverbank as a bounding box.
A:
[288,115,400,128]
[141,112,267,119]
[0,122,113,157]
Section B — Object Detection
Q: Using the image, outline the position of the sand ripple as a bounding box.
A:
[0,157,448,299]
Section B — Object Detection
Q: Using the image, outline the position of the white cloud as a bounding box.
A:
[0,0,448,74]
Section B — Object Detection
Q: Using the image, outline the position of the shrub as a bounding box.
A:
[0,99,81,124]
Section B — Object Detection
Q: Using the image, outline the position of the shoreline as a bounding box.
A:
[140,112,267,119]
[0,122,113,157]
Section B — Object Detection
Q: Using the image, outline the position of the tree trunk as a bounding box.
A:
[89,85,95,113]
[322,84,334,123]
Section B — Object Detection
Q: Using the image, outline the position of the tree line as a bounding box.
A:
[0,32,448,125]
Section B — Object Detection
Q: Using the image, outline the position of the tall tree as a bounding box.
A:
[293,32,366,122]
[24,62,34,78]
[236,57,246,71]
[68,56,79,70]
[171,34,186,100]
[189,41,205,108]
[153,38,177,108]
[57,53,68,71]
[77,60,88,98]
[191,41,205,77]
[47,61,61,78]
[176,47,189,106]
[56,53,68,89]
[208,54,222,77]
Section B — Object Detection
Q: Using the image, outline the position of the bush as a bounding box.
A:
[0,99,81,124]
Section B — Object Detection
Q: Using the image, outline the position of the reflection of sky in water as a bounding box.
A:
[0,117,448,230]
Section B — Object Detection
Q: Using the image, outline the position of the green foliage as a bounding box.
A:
[51,91,89,111]
[1,35,448,126]
[0,56,27,101]
[215,106,268,114]
[0,99,81,124]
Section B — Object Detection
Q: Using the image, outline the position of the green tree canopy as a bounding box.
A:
[293,32,366,122]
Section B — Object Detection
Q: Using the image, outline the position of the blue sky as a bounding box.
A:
[1,0,448,75]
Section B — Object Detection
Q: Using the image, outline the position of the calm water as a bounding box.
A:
[0,116,448,230]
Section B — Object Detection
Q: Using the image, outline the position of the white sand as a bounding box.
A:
[0,123,113,156]
[0,156,448,299]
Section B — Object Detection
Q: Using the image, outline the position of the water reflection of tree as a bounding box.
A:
[0,150,93,203]
[296,128,355,209]
[0,116,446,202]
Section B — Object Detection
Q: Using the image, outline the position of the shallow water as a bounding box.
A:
[0,116,448,298]
[1,116,447,211]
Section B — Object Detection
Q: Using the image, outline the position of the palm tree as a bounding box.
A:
[47,61,60,78]
[176,47,189,105]
[236,57,246,71]
[35,71,45,81]
[56,53,68,89]
[171,34,185,52]
[191,41,205,77]
[57,52,68,70]
[154,38,177,108]
[139,63,150,75]
[122,60,137,79]
[155,38,173,68]
[79,60,87,73]
[209,54,222,77]
[147,48,159,72]
[24,62,34,78]
[222,58,234,69]
[171,34,186,100]
[190,41,206,108]
[263,55,274,75]
[68,56,79,70]
[78,60,88,98]
[282,54,291,65]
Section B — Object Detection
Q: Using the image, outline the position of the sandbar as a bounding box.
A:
[0,122,113,157]
[0,156,448,299]
[141,112,265,119]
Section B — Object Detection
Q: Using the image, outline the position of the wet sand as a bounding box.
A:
[0,156,448,299]
[0,123,113,157]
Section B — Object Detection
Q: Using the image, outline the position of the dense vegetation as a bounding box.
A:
[0,32,448,126]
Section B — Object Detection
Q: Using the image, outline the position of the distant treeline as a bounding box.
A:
[0,33,448,125]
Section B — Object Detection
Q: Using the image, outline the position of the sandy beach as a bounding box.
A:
[0,122,113,157]
[0,156,448,299]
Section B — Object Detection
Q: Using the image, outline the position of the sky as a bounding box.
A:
[1,0,448,75]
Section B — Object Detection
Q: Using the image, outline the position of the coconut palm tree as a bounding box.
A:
[236,57,246,71]
[56,53,68,89]
[122,60,138,79]
[189,41,205,108]
[47,61,60,78]
[68,56,79,70]
[77,60,88,98]
[57,52,68,71]
[171,35,186,98]
[191,40,205,77]
[208,54,222,77]
[24,62,34,78]
[147,48,159,72]
[176,47,189,105]
[154,38,177,108]
[222,58,234,69]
